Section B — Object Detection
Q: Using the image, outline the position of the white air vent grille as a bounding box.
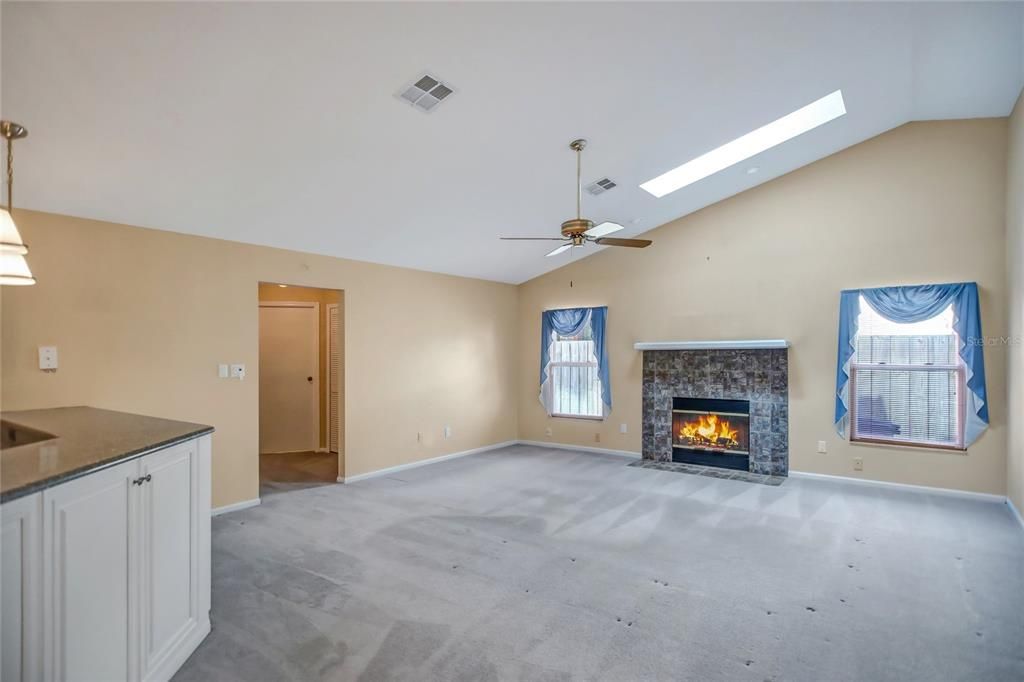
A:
[398,73,456,113]
[585,178,617,195]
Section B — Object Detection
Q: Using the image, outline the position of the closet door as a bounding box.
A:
[43,458,139,682]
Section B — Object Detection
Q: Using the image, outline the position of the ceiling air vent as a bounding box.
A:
[398,74,455,113]
[585,178,617,196]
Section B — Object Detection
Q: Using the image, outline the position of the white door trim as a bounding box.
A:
[258,300,320,454]
[326,303,341,455]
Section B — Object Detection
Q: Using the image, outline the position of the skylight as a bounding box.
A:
[639,90,847,198]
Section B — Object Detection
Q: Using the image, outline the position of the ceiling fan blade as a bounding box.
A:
[546,244,573,257]
[584,221,625,238]
[500,237,569,241]
[594,237,653,248]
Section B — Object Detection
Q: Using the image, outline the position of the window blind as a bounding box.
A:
[850,296,962,448]
[549,326,603,418]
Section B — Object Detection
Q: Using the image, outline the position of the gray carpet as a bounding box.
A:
[174,445,1024,681]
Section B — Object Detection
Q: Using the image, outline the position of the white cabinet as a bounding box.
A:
[1,492,42,682]
[0,434,211,682]
[42,457,138,681]
[138,440,210,681]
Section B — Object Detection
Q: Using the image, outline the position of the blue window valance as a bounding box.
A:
[540,306,611,411]
[834,282,989,446]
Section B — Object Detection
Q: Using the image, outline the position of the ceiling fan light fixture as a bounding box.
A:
[584,221,625,238]
[640,89,846,198]
[500,138,651,254]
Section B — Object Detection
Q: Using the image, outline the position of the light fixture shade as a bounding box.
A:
[0,209,35,285]
[0,252,35,285]
[0,209,28,255]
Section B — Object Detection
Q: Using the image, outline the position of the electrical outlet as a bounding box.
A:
[444,425,452,440]
[594,432,601,443]
[545,427,552,437]
[229,364,246,380]
[817,440,827,454]
[853,457,864,471]
[38,346,58,371]
[620,423,628,434]
[416,431,422,443]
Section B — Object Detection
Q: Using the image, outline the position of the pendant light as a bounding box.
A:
[1,120,35,286]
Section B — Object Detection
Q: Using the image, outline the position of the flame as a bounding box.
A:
[678,413,739,447]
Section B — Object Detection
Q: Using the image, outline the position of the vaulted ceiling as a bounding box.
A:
[2,2,1022,283]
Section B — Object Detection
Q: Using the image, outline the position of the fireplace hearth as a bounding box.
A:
[672,397,750,471]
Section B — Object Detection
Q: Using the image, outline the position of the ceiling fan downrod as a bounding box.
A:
[561,139,594,242]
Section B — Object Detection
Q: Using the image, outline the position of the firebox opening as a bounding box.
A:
[671,397,751,471]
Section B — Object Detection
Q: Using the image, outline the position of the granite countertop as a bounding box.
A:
[0,406,214,503]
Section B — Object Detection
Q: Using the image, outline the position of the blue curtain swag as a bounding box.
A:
[539,306,611,415]
[834,282,989,447]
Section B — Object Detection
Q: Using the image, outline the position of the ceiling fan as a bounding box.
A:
[500,139,652,257]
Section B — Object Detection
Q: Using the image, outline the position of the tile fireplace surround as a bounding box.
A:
[641,347,789,476]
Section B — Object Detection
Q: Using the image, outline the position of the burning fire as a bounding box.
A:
[678,413,740,450]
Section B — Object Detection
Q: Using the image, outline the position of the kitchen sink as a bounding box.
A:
[1,421,57,449]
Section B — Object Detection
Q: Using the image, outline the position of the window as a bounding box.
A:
[547,323,604,419]
[850,296,964,449]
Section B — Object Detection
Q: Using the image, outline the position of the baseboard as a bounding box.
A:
[516,440,641,459]
[1007,497,1024,531]
[342,440,519,483]
[789,470,1006,503]
[211,497,261,516]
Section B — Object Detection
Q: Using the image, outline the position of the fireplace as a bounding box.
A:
[641,347,788,476]
[671,397,751,471]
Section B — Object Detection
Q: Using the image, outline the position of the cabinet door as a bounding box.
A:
[1,493,42,681]
[43,458,139,682]
[139,442,200,681]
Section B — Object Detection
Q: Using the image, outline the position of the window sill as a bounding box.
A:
[850,437,966,454]
[549,413,605,422]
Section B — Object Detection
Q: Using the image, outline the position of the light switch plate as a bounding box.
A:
[620,423,628,434]
[218,364,229,378]
[38,346,58,370]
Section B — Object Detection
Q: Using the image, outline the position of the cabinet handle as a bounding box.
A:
[133,474,153,486]
[144,474,152,483]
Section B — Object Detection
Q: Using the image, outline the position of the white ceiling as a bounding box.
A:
[2,2,1022,284]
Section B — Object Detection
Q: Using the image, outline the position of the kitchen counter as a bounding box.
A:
[0,406,213,502]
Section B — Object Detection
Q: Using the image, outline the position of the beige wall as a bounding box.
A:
[1008,90,1024,511]
[1,212,519,507]
[1,119,1014,505]
[257,283,342,453]
[517,119,1010,495]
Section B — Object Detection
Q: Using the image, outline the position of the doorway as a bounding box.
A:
[258,283,344,491]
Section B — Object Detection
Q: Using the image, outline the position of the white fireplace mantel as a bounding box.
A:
[633,340,789,351]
